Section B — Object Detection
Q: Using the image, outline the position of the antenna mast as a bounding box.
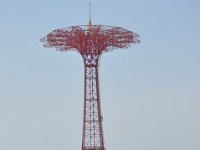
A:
[89,2,92,26]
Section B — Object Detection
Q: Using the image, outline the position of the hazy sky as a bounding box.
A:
[0,0,200,150]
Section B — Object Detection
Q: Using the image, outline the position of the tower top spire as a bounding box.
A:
[88,2,92,26]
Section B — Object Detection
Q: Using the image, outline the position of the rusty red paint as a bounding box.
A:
[40,24,140,150]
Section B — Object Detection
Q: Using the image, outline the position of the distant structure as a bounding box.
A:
[40,4,140,150]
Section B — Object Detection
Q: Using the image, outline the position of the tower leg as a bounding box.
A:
[82,56,105,150]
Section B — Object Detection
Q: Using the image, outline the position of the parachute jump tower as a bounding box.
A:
[40,4,140,150]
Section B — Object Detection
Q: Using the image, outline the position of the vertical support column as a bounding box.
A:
[82,56,105,150]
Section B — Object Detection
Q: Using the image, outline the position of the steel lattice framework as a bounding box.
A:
[40,24,140,150]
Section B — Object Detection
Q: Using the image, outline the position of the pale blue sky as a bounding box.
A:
[0,0,200,150]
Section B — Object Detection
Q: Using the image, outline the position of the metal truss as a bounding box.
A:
[82,55,104,150]
[40,25,140,54]
[40,24,140,150]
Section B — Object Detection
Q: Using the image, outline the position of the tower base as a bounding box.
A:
[83,146,105,150]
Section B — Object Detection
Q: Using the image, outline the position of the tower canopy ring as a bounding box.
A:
[40,25,140,56]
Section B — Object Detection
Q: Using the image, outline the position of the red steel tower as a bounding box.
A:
[40,7,140,150]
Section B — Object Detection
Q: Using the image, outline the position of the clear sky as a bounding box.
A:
[0,0,200,150]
